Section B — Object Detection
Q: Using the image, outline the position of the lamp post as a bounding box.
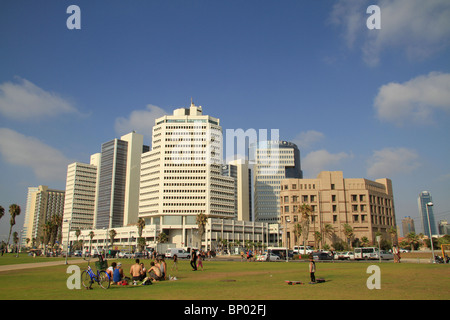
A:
[426,202,435,263]
[285,217,291,262]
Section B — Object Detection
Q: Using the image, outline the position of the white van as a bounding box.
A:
[165,248,191,259]
[293,246,313,254]
[354,247,379,260]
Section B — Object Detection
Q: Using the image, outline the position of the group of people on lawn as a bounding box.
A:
[106,257,167,285]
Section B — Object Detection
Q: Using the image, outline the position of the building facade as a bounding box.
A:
[279,171,397,249]
[96,131,147,229]
[251,140,302,223]
[61,156,99,240]
[222,159,252,221]
[401,216,415,237]
[22,185,65,246]
[418,191,437,237]
[139,102,236,247]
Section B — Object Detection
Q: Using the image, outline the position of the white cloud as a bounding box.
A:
[0,77,78,120]
[367,147,420,178]
[115,104,168,141]
[330,0,450,66]
[292,130,325,150]
[0,128,72,181]
[302,149,352,178]
[374,72,450,125]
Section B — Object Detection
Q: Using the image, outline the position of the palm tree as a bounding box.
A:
[6,204,21,252]
[109,229,117,251]
[43,221,52,253]
[88,231,95,255]
[196,213,208,248]
[322,224,334,248]
[342,223,354,249]
[406,232,419,251]
[0,205,4,221]
[360,236,369,247]
[75,228,81,243]
[314,231,322,249]
[388,226,397,246]
[293,223,302,249]
[298,203,312,254]
[51,214,63,246]
[137,218,146,252]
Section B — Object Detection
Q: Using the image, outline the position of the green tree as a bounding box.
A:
[405,232,420,251]
[157,232,168,244]
[6,204,21,252]
[360,236,370,247]
[109,229,117,250]
[322,224,334,248]
[137,217,146,252]
[293,223,302,248]
[342,223,354,249]
[388,226,398,246]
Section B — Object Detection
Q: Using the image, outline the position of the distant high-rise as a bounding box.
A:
[251,140,302,223]
[418,191,437,237]
[401,216,415,237]
[96,132,146,229]
[23,185,65,247]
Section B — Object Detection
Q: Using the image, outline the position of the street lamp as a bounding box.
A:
[285,217,291,262]
[426,202,436,263]
[64,219,72,265]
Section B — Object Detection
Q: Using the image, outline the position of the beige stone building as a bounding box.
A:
[280,171,397,249]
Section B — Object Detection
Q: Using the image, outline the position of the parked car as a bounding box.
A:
[73,250,82,257]
[378,251,394,260]
[312,252,333,261]
[399,248,410,253]
[165,248,191,259]
[343,251,355,260]
[119,251,134,258]
[333,252,346,260]
[257,253,281,261]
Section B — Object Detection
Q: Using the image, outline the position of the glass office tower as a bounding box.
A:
[418,191,437,237]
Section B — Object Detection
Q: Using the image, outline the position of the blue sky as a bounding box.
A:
[1,0,449,240]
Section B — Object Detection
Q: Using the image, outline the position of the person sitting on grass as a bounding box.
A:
[106,262,116,280]
[130,259,143,284]
[113,262,124,284]
[149,261,163,282]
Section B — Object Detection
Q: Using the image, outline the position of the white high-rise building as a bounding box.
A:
[22,185,65,247]
[139,102,235,247]
[61,154,100,239]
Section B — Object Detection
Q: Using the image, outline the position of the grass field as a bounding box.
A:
[0,254,449,300]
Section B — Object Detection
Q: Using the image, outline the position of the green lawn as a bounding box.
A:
[0,256,449,300]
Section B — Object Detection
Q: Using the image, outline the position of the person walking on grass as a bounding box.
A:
[197,251,204,271]
[190,249,197,271]
[172,254,178,271]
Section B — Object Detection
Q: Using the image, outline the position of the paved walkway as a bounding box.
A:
[0,259,86,272]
